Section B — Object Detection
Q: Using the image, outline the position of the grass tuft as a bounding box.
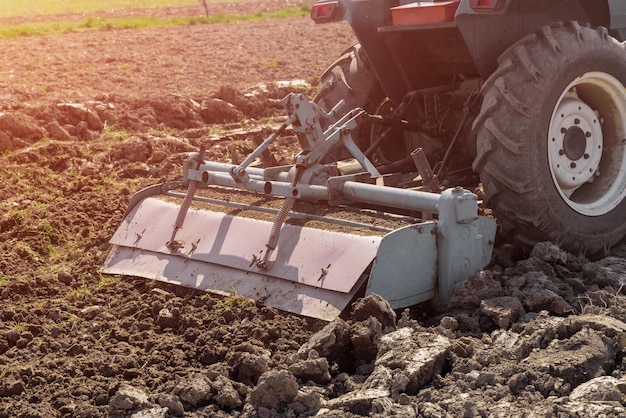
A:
[0,7,310,39]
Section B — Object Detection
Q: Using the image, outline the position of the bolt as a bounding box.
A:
[188,239,200,255]
[586,131,592,138]
[462,258,470,271]
[166,240,184,251]
[559,149,565,156]
[570,162,577,169]
[574,118,580,125]
[249,253,261,268]
[318,264,331,281]
[584,153,589,159]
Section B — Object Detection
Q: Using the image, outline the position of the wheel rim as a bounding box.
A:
[548,71,626,216]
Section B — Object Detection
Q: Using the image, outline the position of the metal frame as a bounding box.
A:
[103,93,496,319]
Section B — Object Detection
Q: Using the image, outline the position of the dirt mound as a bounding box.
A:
[0,82,306,156]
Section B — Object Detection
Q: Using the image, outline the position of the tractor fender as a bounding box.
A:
[609,0,626,29]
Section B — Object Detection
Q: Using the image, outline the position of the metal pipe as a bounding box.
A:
[197,161,291,182]
[234,116,294,173]
[195,168,441,213]
[341,181,440,213]
[199,161,264,176]
[198,171,329,201]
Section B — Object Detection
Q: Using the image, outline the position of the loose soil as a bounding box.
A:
[1,2,626,417]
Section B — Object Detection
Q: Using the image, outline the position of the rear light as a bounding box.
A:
[311,1,340,23]
[469,0,502,10]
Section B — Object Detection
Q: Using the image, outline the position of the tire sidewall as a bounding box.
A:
[529,33,626,238]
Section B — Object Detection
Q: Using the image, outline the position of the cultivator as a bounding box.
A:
[103,93,495,320]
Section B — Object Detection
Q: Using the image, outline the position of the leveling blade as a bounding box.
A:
[102,197,383,321]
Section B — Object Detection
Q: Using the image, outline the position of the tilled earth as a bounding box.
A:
[1,2,626,417]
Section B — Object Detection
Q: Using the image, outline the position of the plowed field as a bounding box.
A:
[1,2,626,417]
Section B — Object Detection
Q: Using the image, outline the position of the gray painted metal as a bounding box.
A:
[436,188,496,303]
[340,180,440,213]
[102,197,383,320]
[102,187,496,319]
[366,188,496,309]
[104,247,366,321]
[103,246,367,321]
[367,222,437,307]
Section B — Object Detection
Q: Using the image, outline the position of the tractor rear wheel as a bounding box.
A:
[474,22,626,256]
[313,44,385,156]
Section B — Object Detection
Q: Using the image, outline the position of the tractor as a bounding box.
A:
[102,0,626,319]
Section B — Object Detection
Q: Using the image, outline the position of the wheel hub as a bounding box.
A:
[548,95,602,196]
[548,72,626,216]
[563,126,587,161]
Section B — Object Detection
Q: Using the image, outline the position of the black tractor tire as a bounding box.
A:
[313,44,385,154]
[314,43,384,118]
[473,22,626,256]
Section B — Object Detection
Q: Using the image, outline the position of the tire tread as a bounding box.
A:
[474,22,626,255]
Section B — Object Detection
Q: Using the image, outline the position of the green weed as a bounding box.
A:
[0,0,199,17]
[100,125,132,142]
[0,7,310,40]
[95,329,113,345]
[67,276,91,300]
[96,273,119,289]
